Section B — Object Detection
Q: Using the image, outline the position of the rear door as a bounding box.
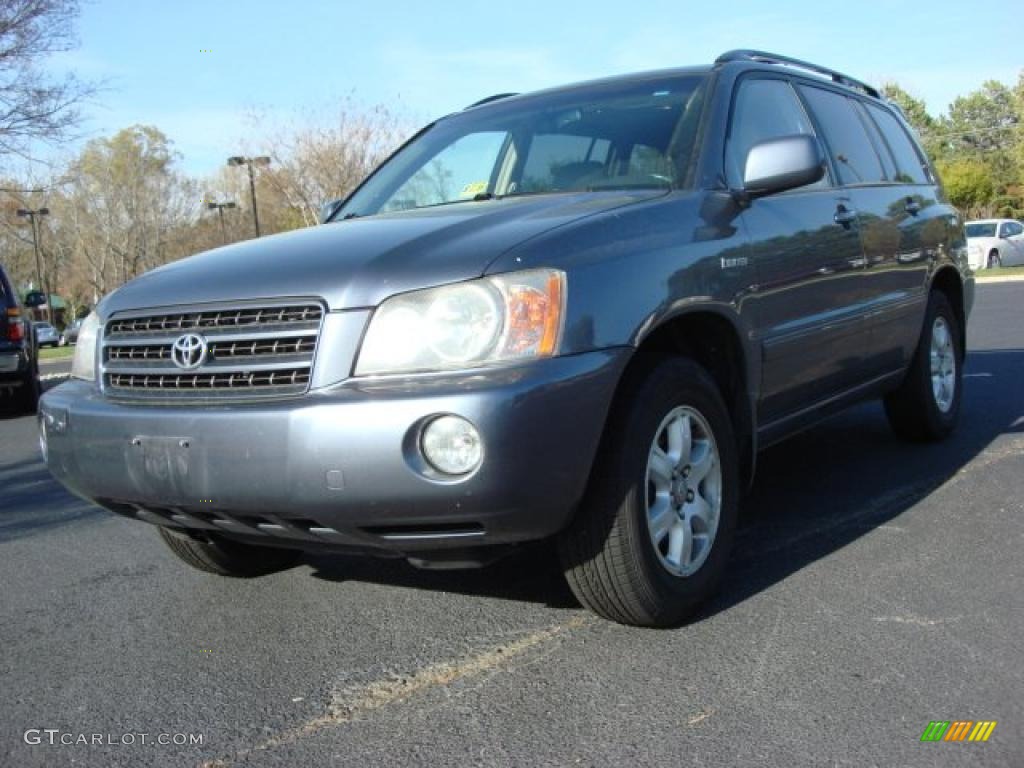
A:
[726,76,870,425]
[795,84,934,380]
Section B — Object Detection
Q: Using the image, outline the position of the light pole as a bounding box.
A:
[227,155,270,237]
[206,200,237,244]
[16,207,51,322]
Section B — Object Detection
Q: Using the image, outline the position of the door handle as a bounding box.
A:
[904,198,921,216]
[834,205,857,227]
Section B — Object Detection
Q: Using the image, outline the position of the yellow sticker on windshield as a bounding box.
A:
[460,181,488,197]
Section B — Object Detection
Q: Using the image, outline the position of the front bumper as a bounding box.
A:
[40,350,629,554]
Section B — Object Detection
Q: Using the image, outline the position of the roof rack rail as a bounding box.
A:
[715,50,880,99]
[465,92,518,109]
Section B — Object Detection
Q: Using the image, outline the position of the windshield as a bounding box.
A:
[340,74,708,218]
[966,222,997,238]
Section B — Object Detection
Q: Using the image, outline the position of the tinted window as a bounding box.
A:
[799,86,884,185]
[852,101,896,180]
[966,222,997,238]
[865,104,929,184]
[726,78,819,188]
[1001,221,1023,237]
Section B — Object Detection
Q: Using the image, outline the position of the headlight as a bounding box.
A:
[70,313,100,381]
[355,268,565,376]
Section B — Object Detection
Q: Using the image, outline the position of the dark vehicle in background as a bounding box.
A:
[34,322,60,348]
[40,51,971,626]
[59,317,84,346]
[0,265,40,413]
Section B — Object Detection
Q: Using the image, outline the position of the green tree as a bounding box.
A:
[942,81,1018,191]
[937,159,995,216]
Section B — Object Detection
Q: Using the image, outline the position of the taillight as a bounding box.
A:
[6,308,24,341]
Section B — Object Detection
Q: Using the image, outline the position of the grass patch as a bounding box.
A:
[975,265,1024,279]
[38,345,75,360]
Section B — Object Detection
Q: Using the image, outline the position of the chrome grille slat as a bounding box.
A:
[101,301,323,402]
[106,359,311,375]
[106,304,322,337]
[104,327,318,346]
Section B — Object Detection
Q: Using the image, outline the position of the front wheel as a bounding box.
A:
[987,249,1001,269]
[158,527,301,577]
[558,357,739,627]
[884,291,962,441]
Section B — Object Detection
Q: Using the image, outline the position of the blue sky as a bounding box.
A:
[43,0,1022,178]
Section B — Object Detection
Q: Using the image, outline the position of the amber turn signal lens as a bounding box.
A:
[500,271,564,358]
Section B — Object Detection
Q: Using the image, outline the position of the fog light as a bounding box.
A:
[421,415,482,475]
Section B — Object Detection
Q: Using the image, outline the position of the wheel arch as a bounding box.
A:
[609,308,757,489]
[930,266,966,354]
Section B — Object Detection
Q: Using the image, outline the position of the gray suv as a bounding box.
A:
[40,51,972,626]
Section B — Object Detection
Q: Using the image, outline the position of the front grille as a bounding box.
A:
[102,301,323,402]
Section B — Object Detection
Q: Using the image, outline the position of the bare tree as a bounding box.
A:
[0,0,96,159]
[251,99,412,229]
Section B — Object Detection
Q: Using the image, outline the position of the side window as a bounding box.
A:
[852,101,896,180]
[1003,221,1023,237]
[520,134,609,192]
[381,131,508,211]
[798,85,885,185]
[865,104,930,184]
[725,78,819,189]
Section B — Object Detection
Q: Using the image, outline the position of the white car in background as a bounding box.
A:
[965,219,1024,269]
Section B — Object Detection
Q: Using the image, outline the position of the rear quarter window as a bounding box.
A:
[865,103,930,185]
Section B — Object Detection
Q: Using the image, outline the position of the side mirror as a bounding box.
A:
[319,198,344,224]
[743,135,824,198]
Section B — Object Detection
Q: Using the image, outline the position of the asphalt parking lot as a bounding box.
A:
[1,283,1021,768]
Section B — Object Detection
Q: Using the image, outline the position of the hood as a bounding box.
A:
[100,190,664,316]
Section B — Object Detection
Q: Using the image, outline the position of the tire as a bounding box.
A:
[987,249,1001,269]
[18,368,40,414]
[157,527,301,577]
[884,291,962,442]
[558,357,739,627]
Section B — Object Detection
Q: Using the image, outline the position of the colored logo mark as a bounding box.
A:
[920,720,997,742]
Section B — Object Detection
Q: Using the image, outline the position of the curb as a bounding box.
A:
[975,275,1024,284]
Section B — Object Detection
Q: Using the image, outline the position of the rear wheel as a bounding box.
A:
[157,527,301,577]
[18,367,39,414]
[884,291,962,441]
[987,249,1001,269]
[558,357,739,627]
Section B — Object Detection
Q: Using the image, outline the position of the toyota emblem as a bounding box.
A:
[171,333,207,370]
